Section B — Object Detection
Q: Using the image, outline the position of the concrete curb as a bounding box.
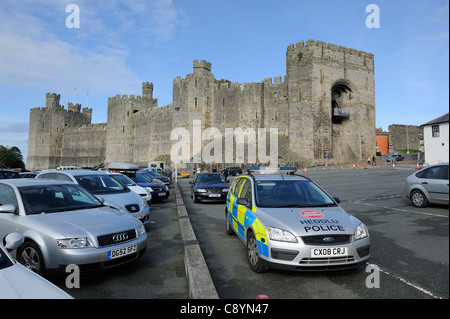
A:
[174,181,219,299]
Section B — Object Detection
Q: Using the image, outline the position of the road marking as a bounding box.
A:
[349,201,448,219]
[367,262,444,299]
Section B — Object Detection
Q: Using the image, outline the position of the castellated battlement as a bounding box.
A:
[193,59,212,73]
[288,39,374,69]
[109,94,143,102]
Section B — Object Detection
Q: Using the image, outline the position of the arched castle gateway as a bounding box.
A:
[27,40,375,171]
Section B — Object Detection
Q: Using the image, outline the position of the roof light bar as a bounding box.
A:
[246,166,297,174]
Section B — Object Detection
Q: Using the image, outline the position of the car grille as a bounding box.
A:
[125,204,140,213]
[205,188,222,193]
[153,187,166,192]
[271,248,298,261]
[301,235,351,245]
[299,256,356,265]
[97,229,137,247]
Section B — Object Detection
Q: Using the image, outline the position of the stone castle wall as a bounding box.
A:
[27,40,376,171]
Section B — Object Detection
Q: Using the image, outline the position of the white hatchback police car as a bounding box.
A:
[225,167,370,272]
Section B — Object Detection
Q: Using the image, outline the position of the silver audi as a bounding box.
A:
[0,179,148,276]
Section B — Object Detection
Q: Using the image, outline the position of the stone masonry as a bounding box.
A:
[27,40,376,171]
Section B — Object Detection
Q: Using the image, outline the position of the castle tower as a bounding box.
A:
[142,81,153,99]
[27,93,94,170]
[285,40,375,164]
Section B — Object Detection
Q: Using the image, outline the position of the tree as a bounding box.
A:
[0,145,26,170]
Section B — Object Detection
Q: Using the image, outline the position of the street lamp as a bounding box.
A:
[174,106,180,183]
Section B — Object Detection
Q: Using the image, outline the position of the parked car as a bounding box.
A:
[106,162,169,202]
[386,154,404,162]
[225,166,370,272]
[0,169,21,179]
[132,173,170,202]
[406,163,449,207]
[0,233,73,299]
[140,169,171,185]
[19,172,38,178]
[0,179,148,276]
[109,172,152,204]
[226,166,243,176]
[36,169,150,225]
[190,173,229,203]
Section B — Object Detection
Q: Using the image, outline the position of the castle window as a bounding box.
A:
[274,92,278,99]
[195,97,198,108]
[222,98,225,107]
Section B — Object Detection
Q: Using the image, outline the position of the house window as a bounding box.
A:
[432,125,440,137]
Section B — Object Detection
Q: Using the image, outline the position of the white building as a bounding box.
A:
[421,113,449,165]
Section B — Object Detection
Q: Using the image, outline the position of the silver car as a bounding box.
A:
[406,163,449,207]
[0,179,148,276]
[0,233,72,299]
[36,170,150,225]
[225,167,370,272]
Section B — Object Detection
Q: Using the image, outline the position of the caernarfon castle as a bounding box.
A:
[27,40,375,171]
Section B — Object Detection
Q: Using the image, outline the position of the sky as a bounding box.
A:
[0,0,448,164]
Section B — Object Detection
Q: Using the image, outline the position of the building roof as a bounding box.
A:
[421,113,449,127]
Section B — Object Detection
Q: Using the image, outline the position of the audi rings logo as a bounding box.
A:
[112,233,129,242]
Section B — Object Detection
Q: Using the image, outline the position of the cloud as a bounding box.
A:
[0,0,188,95]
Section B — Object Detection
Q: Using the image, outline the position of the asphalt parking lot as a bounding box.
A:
[179,164,448,299]
[50,164,448,300]
[53,184,189,299]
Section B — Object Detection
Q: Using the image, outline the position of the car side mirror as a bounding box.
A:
[4,232,24,252]
[0,204,17,214]
[189,181,194,184]
[333,197,340,204]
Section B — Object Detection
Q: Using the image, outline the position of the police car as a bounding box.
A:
[225,167,370,272]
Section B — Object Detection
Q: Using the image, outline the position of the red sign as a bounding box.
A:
[300,210,324,219]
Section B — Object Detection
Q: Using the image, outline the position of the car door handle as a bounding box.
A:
[422,182,428,184]
[233,205,237,209]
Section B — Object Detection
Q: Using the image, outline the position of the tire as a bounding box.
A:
[411,190,428,208]
[225,210,234,235]
[17,241,46,276]
[246,231,265,273]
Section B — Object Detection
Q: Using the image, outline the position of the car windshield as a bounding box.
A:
[133,173,154,183]
[75,175,127,194]
[111,174,136,186]
[19,184,103,215]
[255,180,336,208]
[196,174,226,184]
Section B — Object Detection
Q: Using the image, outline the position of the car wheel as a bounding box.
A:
[411,190,428,208]
[18,241,46,276]
[247,231,265,273]
[225,210,234,235]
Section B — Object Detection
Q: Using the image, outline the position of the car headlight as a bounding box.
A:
[222,188,229,192]
[355,223,369,240]
[165,186,169,191]
[57,237,94,249]
[267,226,298,243]
[197,188,207,193]
[136,224,146,237]
[145,187,153,193]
